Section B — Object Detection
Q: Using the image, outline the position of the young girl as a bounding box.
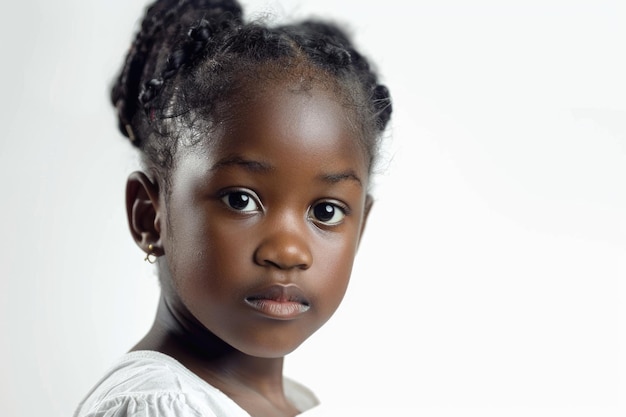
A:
[74,0,391,415]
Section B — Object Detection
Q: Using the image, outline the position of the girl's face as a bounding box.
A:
[157,79,371,358]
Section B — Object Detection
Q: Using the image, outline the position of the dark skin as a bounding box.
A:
[125,77,373,417]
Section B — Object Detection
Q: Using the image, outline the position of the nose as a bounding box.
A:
[254,226,313,270]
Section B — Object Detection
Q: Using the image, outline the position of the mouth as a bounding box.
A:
[245,284,311,320]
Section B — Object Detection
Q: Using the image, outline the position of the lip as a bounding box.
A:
[244,284,310,320]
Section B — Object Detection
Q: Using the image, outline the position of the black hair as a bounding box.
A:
[111,0,392,182]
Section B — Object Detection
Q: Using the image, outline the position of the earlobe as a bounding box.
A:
[126,171,163,256]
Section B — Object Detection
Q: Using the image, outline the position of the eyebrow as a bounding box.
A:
[210,155,362,187]
[318,171,363,188]
[210,156,274,173]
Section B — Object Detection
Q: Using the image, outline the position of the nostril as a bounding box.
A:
[261,259,282,269]
[258,256,310,271]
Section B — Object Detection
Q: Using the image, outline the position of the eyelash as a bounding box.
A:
[219,189,349,227]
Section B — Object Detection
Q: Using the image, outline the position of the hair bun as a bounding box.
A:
[111,0,244,143]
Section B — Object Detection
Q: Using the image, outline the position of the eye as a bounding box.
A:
[309,201,347,226]
[220,189,261,213]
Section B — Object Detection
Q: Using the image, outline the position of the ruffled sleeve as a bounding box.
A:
[76,392,213,417]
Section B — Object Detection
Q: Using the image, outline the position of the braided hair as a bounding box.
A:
[111,0,392,180]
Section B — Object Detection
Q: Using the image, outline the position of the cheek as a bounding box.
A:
[204,224,258,295]
[309,235,359,312]
[167,213,255,299]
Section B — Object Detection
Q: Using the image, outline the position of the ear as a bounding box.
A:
[126,171,164,256]
[357,194,374,249]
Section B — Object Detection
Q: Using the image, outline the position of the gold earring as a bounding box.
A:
[144,244,158,264]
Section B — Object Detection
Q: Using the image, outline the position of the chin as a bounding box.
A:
[226,326,315,359]
[238,337,307,359]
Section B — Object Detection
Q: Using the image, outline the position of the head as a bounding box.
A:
[116,0,392,357]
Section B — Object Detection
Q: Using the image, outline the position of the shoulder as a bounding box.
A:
[74,351,249,417]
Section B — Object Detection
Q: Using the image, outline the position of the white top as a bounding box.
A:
[74,350,320,417]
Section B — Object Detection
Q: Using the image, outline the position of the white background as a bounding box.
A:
[1,0,624,416]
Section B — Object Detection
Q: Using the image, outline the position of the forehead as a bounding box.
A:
[178,79,369,179]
